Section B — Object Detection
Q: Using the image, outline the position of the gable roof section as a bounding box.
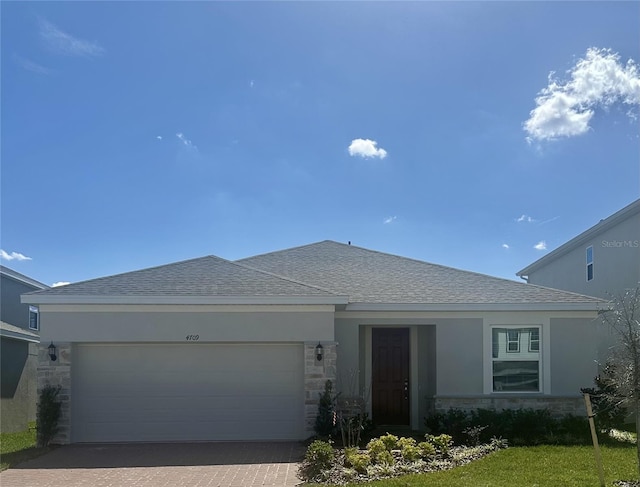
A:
[517,199,640,277]
[1,265,49,290]
[22,255,347,305]
[239,241,604,311]
[0,321,39,343]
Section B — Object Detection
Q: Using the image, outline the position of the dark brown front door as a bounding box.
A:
[372,328,410,425]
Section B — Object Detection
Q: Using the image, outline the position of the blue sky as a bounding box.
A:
[2,2,639,287]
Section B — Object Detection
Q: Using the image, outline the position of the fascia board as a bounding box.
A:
[345,302,603,312]
[21,294,350,306]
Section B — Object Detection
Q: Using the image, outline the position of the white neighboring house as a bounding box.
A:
[23,241,604,444]
[517,199,640,299]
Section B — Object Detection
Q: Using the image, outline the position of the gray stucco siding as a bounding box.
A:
[526,213,640,299]
[2,277,38,329]
[549,318,599,395]
[435,319,484,395]
[40,309,335,343]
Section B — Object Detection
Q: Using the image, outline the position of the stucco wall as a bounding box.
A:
[1,339,38,432]
[550,318,600,394]
[1,275,38,329]
[526,212,640,299]
[39,305,335,343]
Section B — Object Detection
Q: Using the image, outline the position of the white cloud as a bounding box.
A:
[383,216,397,224]
[524,48,640,142]
[13,54,52,75]
[516,214,535,223]
[533,241,547,250]
[502,243,510,249]
[156,135,162,140]
[39,18,105,57]
[176,132,198,152]
[51,281,70,287]
[348,139,388,159]
[250,80,255,88]
[0,249,32,261]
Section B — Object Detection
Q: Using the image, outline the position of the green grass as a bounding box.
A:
[0,422,51,471]
[306,444,638,487]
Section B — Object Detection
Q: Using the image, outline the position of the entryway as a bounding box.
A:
[371,328,410,425]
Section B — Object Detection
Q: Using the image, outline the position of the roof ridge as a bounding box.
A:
[236,240,335,262]
[228,260,345,297]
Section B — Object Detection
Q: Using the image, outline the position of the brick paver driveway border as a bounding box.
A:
[0,441,305,487]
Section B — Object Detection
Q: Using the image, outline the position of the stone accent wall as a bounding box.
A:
[304,342,336,437]
[37,342,71,444]
[433,395,585,417]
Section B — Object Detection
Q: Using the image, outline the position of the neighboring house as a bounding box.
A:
[23,241,603,444]
[517,199,640,299]
[1,266,48,433]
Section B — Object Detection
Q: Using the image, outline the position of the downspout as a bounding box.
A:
[519,275,529,283]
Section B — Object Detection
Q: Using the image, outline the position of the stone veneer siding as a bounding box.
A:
[304,342,337,437]
[37,342,71,444]
[434,396,586,417]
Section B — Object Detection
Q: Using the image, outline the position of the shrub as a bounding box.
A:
[366,437,395,465]
[344,447,371,473]
[426,407,592,446]
[581,363,628,432]
[379,433,399,451]
[426,433,453,456]
[314,380,336,439]
[417,441,436,459]
[397,437,421,461]
[299,440,335,481]
[424,408,468,443]
[36,384,62,448]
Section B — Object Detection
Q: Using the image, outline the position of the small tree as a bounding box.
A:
[314,380,336,439]
[599,287,640,479]
[37,384,62,447]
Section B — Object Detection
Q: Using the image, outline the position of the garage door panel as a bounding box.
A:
[72,343,304,442]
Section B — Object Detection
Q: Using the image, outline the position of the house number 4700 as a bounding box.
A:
[185,335,200,341]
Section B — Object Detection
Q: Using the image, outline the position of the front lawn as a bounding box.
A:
[0,422,51,471]
[305,444,638,486]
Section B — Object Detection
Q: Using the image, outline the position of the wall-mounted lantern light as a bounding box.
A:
[315,342,324,361]
[48,342,57,362]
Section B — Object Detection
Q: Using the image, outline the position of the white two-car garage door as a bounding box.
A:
[72,343,304,443]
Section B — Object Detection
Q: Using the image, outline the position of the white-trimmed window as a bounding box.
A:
[492,327,540,392]
[586,246,594,281]
[506,330,520,353]
[28,306,39,331]
[529,328,540,352]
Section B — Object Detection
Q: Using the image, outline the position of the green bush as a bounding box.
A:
[379,433,399,451]
[36,385,62,448]
[299,440,335,481]
[425,408,592,446]
[417,441,436,459]
[314,380,336,439]
[344,447,371,473]
[365,437,395,465]
[397,437,421,461]
[426,433,453,455]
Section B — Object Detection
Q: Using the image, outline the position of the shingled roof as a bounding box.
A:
[24,241,603,310]
[239,240,604,310]
[23,255,346,305]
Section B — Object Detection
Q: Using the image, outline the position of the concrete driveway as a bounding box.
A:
[0,441,305,487]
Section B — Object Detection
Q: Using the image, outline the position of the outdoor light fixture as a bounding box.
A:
[315,342,324,361]
[48,342,57,362]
